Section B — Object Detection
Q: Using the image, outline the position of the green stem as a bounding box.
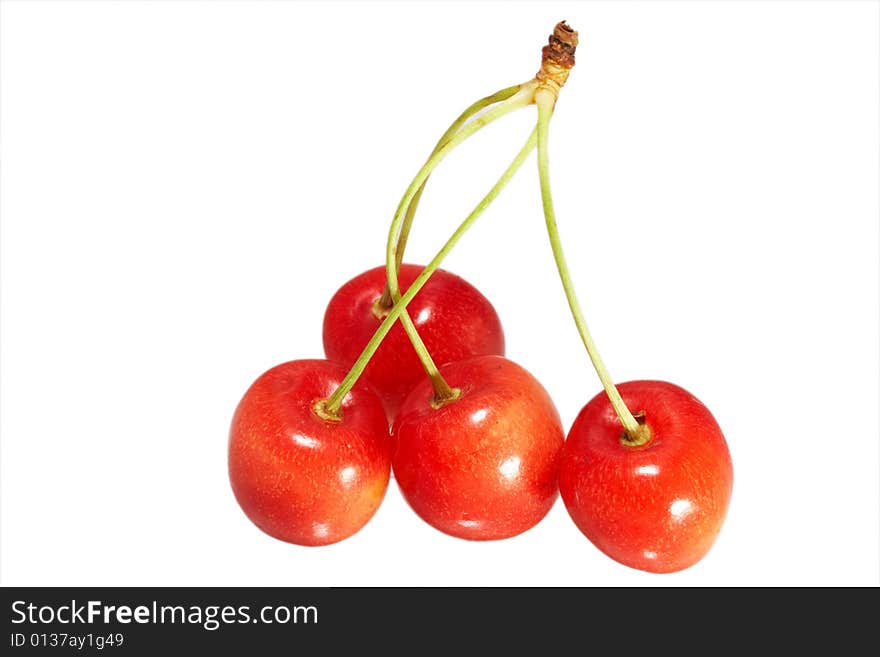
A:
[535,90,646,443]
[321,128,538,417]
[382,82,537,402]
[391,84,522,279]
[372,86,523,404]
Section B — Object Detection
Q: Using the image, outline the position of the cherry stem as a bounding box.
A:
[535,90,648,444]
[381,82,537,403]
[376,84,522,310]
[322,128,538,417]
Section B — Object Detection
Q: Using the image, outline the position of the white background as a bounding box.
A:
[2,1,878,586]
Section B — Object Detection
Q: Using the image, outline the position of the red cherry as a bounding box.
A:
[558,380,733,573]
[392,355,564,540]
[323,264,505,422]
[228,359,390,546]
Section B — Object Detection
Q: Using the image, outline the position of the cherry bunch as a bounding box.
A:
[228,22,733,574]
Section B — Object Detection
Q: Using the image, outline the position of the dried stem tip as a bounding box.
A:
[544,21,578,68]
[537,21,579,94]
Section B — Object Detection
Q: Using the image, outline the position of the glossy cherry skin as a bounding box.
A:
[228,359,391,546]
[323,264,505,422]
[392,355,564,540]
[558,380,733,573]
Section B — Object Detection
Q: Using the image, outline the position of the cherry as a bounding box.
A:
[392,355,564,541]
[558,380,733,573]
[228,359,390,546]
[323,263,504,421]
[529,25,733,572]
